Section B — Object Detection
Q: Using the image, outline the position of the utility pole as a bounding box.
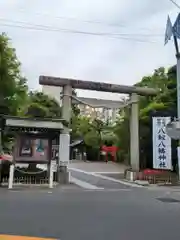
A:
[172,17,180,180]
[174,36,180,179]
[165,14,180,179]
[173,36,180,119]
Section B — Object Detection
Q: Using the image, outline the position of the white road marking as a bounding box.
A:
[70,176,104,190]
[81,188,131,192]
[91,172,122,174]
[69,167,143,188]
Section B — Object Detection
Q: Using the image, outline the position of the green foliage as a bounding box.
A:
[26,102,48,118]
[0,33,28,115]
[84,130,100,148]
[71,114,116,160]
[71,116,104,146]
[26,91,62,118]
[71,89,80,116]
[101,130,118,146]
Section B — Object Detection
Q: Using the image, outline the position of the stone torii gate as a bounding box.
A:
[39,76,158,175]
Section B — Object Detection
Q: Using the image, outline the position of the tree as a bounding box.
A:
[0,33,28,115]
[71,112,115,160]
[0,33,29,152]
[25,91,62,118]
[114,113,130,163]
[71,89,80,116]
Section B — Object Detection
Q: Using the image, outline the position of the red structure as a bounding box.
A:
[101,145,119,162]
[0,153,12,162]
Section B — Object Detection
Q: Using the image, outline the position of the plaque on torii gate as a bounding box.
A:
[0,115,68,189]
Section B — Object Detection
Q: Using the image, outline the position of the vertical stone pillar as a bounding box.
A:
[49,161,53,188]
[8,164,14,189]
[61,85,72,126]
[130,93,139,171]
[58,85,72,184]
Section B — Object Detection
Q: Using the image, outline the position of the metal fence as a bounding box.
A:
[1,176,49,185]
[137,172,178,184]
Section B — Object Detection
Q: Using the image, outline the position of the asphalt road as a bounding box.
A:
[1,185,180,240]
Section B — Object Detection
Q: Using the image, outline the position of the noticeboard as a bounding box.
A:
[14,133,51,163]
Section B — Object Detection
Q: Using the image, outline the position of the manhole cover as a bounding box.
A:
[157,197,180,203]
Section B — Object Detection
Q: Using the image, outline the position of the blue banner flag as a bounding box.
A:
[173,13,180,39]
[164,15,173,45]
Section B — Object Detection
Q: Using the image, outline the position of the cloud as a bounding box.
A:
[0,0,177,100]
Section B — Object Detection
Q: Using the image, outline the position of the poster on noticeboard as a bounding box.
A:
[16,136,49,162]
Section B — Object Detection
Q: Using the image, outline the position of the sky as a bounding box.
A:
[0,0,179,100]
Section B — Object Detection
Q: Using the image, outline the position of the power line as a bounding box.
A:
[7,8,164,32]
[169,0,180,9]
[0,23,158,43]
[18,8,127,28]
[0,23,156,43]
[0,18,163,37]
[0,19,161,43]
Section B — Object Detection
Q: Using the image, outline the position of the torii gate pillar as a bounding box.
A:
[58,85,72,183]
[130,93,139,171]
[61,85,72,124]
